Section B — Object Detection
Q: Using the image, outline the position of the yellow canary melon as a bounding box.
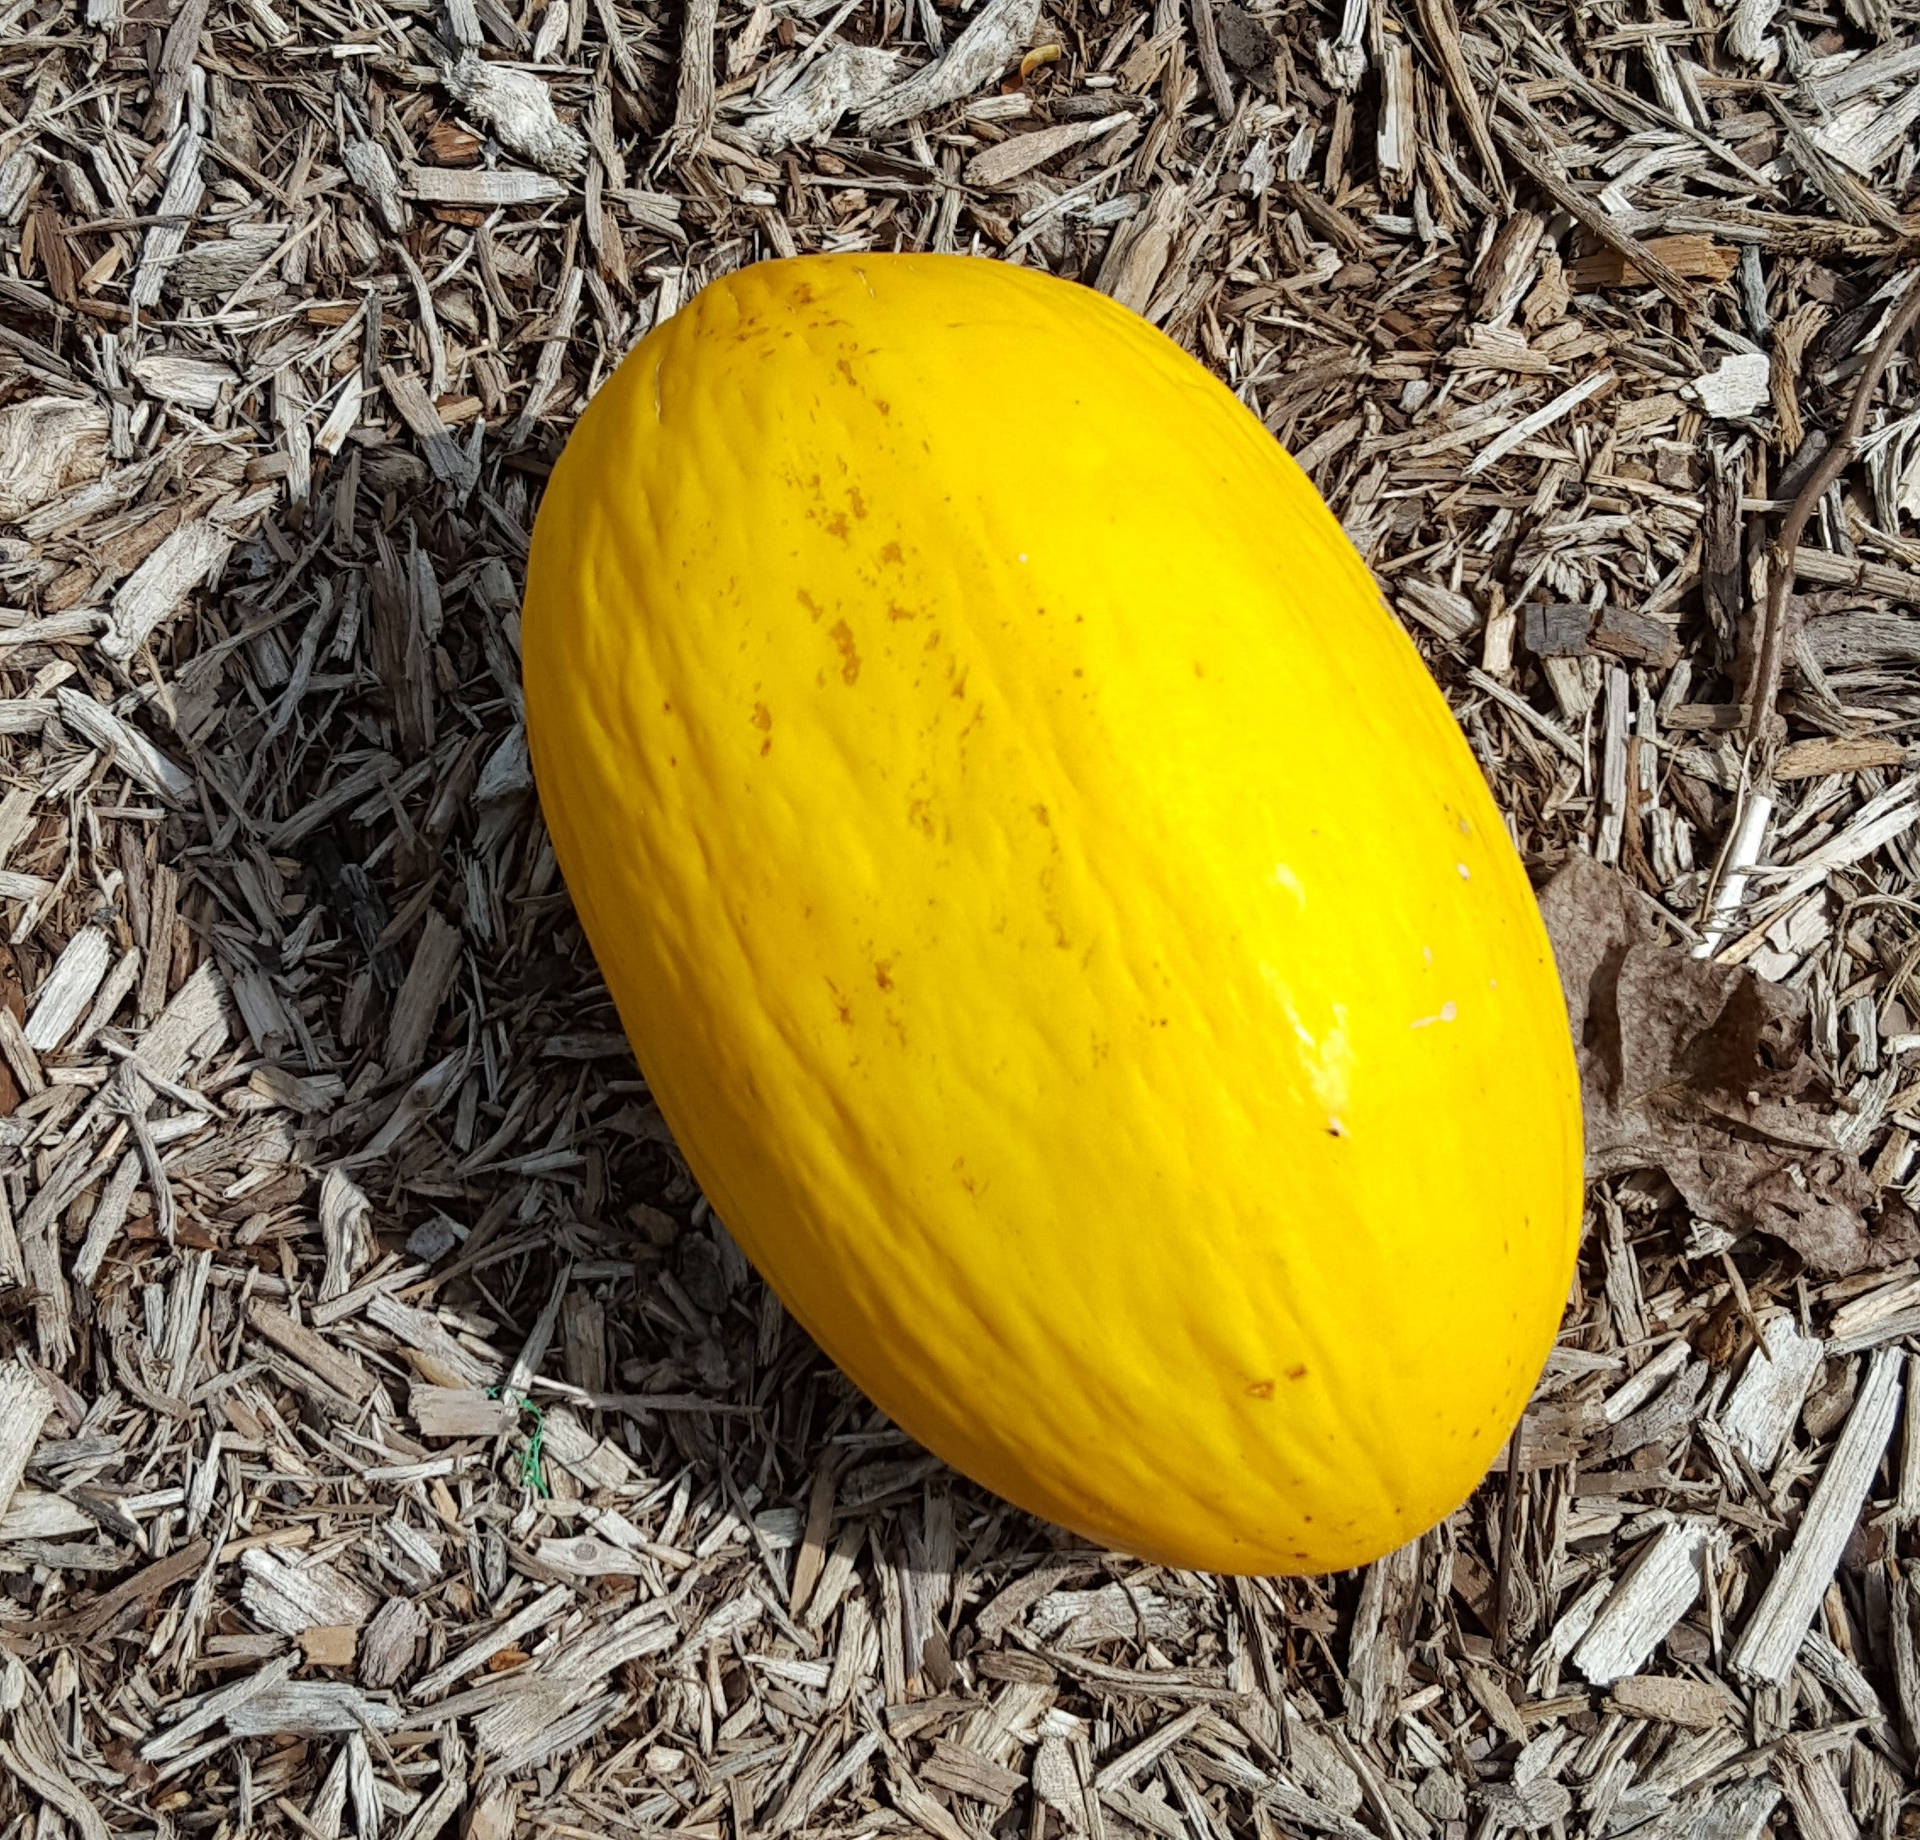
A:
[522,252,1581,1575]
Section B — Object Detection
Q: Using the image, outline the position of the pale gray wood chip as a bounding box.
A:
[410,1582,572,1701]
[143,1652,300,1760]
[67,949,139,1060]
[137,961,233,1082]
[481,1689,626,1780]
[0,701,53,735]
[1719,1310,1824,1473]
[736,44,907,150]
[507,267,585,445]
[366,1291,499,1388]
[402,166,567,207]
[71,1150,138,1291]
[359,1597,427,1690]
[379,367,467,486]
[54,690,192,802]
[225,1683,402,1737]
[0,397,109,522]
[343,138,407,234]
[0,1726,112,1840]
[101,520,233,665]
[318,1165,375,1302]
[0,1367,52,1523]
[1572,1519,1711,1684]
[860,0,1042,131]
[1772,1737,1856,1840]
[1344,1538,1420,1736]
[129,126,204,314]
[141,0,209,136]
[411,1384,514,1438]
[1726,0,1780,61]
[536,1533,655,1576]
[1093,1707,1207,1794]
[24,926,113,1052]
[1891,1348,1920,1524]
[437,50,587,175]
[391,1754,469,1840]
[127,352,240,412]
[0,1489,96,1541]
[1732,1347,1904,1683]
[503,1257,570,1402]
[1607,1675,1733,1728]
[965,115,1130,187]
[240,1547,380,1636]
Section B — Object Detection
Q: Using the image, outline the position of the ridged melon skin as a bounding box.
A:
[522,252,1581,1575]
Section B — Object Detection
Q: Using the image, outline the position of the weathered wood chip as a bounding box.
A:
[23,927,113,1052]
[964,115,1130,188]
[1567,236,1739,288]
[101,521,233,664]
[242,1546,380,1636]
[402,166,567,207]
[412,1383,514,1438]
[386,911,464,1073]
[1775,735,1909,780]
[1732,1348,1904,1682]
[247,1301,377,1403]
[0,1368,52,1523]
[298,1625,359,1668]
[54,690,193,802]
[1606,1674,1732,1728]
[359,1597,428,1690]
[437,50,587,176]
[1718,1311,1824,1474]
[1573,1520,1711,1684]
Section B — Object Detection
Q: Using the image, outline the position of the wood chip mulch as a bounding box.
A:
[1,0,1919,1834]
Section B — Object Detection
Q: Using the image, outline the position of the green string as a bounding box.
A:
[518,1399,549,1497]
[487,1388,552,1498]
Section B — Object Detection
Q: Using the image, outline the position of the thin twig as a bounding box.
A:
[1495,1417,1524,1658]
[1747,280,1920,759]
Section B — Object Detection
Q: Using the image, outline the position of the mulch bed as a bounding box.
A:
[1,0,1918,1833]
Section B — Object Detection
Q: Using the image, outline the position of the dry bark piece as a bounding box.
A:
[1590,604,1679,668]
[247,1301,377,1403]
[1566,236,1739,288]
[1775,736,1907,779]
[1521,602,1592,657]
[437,50,588,176]
[1607,1675,1733,1728]
[360,1597,428,1689]
[859,0,1042,131]
[1731,1348,1903,1682]
[1571,1519,1710,1684]
[0,400,109,522]
[734,45,906,150]
[299,1625,359,1668]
